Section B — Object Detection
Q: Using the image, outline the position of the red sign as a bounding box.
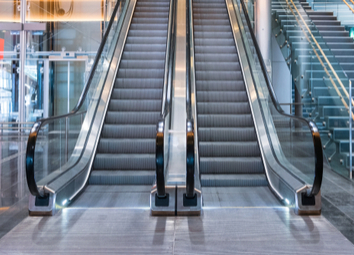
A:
[0,38,4,60]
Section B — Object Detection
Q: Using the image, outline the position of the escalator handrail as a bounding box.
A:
[156,0,177,198]
[238,0,323,196]
[185,0,195,198]
[26,0,124,197]
[161,0,176,118]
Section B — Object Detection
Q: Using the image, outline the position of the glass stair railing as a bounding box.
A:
[270,0,353,178]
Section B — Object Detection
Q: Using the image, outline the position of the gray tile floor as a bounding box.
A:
[1,133,354,253]
[0,206,353,254]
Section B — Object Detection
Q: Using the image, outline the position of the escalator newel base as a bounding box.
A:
[183,193,197,207]
[155,193,169,207]
[34,195,50,207]
[301,193,316,206]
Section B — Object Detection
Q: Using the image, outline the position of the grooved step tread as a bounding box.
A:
[89,170,155,185]
[201,174,268,187]
[92,0,169,185]
[194,0,265,187]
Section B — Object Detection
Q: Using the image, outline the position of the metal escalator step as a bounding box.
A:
[115,78,163,88]
[193,7,227,14]
[195,70,243,81]
[194,53,238,62]
[199,141,261,157]
[194,0,225,2]
[201,174,268,187]
[198,127,257,141]
[136,2,169,8]
[93,154,155,170]
[89,170,155,185]
[101,124,156,139]
[195,45,236,54]
[194,31,233,39]
[200,157,264,174]
[134,17,168,24]
[129,23,168,31]
[134,6,169,12]
[194,25,232,32]
[105,111,160,124]
[194,19,230,26]
[97,139,155,154]
[120,60,165,69]
[124,43,167,52]
[111,88,162,99]
[197,91,247,102]
[196,80,245,91]
[193,3,225,8]
[126,36,167,45]
[122,51,165,60]
[133,12,168,18]
[193,13,229,20]
[197,102,250,114]
[195,38,235,47]
[195,62,241,72]
[198,114,254,127]
[128,29,167,37]
[108,99,161,111]
[117,69,164,79]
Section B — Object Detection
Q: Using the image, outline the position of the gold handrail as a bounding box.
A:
[286,0,354,120]
[343,0,354,13]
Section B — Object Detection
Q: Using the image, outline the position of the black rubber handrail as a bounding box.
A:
[185,0,195,199]
[238,0,323,197]
[155,0,177,198]
[26,0,125,197]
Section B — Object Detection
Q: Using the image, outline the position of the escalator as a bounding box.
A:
[193,0,267,188]
[187,0,323,213]
[25,0,174,214]
[25,0,323,215]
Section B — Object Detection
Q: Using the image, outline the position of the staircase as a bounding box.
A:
[272,0,354,176]
[307,0,354,27]
[193,0,267,187]
[88,0,170,185]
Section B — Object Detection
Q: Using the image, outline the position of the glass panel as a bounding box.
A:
[0,30,20,131]
[30,0,127,190]
[270,0,353,178]
[234,0,318,191]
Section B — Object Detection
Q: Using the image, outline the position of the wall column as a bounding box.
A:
[254,0,272,78]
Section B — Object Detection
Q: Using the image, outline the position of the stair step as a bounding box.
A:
[198,127,257,141]
[101,124,156,139]
[97,139,155,154]
[93,154,155,170]
[201,174,268,187]
[199,141,261,157]
[89,171,155,185]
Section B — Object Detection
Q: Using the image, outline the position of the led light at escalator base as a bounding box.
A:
[285,199,290,205]
[62,199,68,206]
